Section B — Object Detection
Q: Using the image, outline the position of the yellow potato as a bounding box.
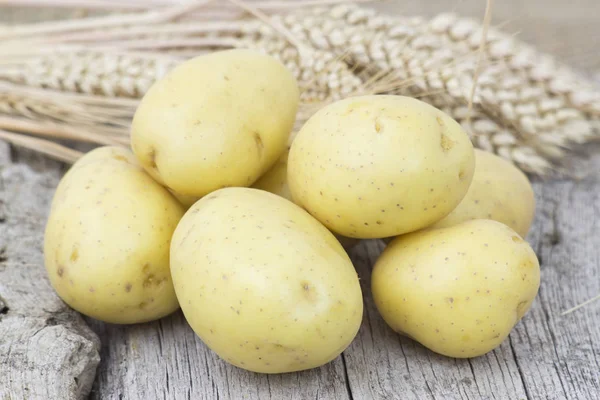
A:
[169,190,199,210]
[288,95,475,239]
[431,149,535,238]
[170,187,363,373]
[372,219,540,358]
[131,49,299,198]
[44,146,185,324]
[253,149,359,250]
[252,148,292,201]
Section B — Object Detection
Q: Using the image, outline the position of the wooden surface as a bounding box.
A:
[0,147,100,399]
[1,1,599,399]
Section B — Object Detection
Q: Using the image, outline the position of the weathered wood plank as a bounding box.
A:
[0,143,101,400]
[508,162,600,400]
[339,151,600,400]
[83,151,600,400]
[342,240,530,400]
[1,1,599,400]
[87,312,352,400]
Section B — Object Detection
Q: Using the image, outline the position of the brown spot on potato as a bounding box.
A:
[253,131,264,159]
[138,301,148,310]
[89,287,95,293]
[143,273,156,288]
[125,283,132,292]
[440,133,455,152]
[57,266,65,277]
[112,154,129,163]
[374,118,383,133]
[272,343,295,352]
[300,281,318,302]
[148,147,158,171]
[516,300,529,317]
[142,263,150,274]
[458,169,467,181]
[70,248,79,262]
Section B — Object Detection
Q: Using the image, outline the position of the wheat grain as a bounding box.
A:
[1,52,181,98]
[0,3,598,175]
[241,4,599,173]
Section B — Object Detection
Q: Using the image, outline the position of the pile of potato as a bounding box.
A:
[44,49,540,373]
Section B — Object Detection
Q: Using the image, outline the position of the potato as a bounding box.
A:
[431,149,535,238]
[170,187,363,373]
[252,148,292,201]
[288,95,475,239]
[44,146,185,324]
[131,49,299,198]
[253,149,360,250]
[372,219,540,358]
[169,190,199,210]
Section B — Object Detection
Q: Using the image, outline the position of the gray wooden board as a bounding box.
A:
[82,153,600,400]
[1,1,600,399]
[0,146,101,400]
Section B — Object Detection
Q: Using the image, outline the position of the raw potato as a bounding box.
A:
[431,149,535,237]
[44,146,185,324]
[253,149,359,250]
[252,148,293,201]
[131,49,299,197]
[170,187,363,373]
[288,95,475,239]
[372,219,540,358]
[169,190,199,210]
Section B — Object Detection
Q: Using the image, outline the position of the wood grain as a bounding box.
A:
[0,1,599,399]
[80,150,600,399]
[0,145,100,400]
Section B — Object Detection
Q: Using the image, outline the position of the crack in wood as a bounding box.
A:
[340,353,354,400]
[508,336,532,400]
[467,358,485,398]
[8,145,19,164]
[0,294,8,315]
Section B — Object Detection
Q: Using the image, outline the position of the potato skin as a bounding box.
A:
[288,95,475,239]
[431,149,535,238]
[252,148,293,201]
[253,149,359,250]
[170,188,363,373]
[44,146,184,324]
[372,219,540,358]
[131,49,299,197]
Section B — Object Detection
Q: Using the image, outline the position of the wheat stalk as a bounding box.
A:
[242,4,599,173]
[0,128,83,163]
[0,2,599,175]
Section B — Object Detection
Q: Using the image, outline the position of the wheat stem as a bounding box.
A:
[0,81,139,108]
[0,0,146,10]
[0,0,372,11]
[0,0,216,40]
[0,129,83,163]
[95,37,240,51]
[467,0,493,124]
[0,115,127,146]
[32,22,243,44]
[561,293,600,316]
[226,0,307,53]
